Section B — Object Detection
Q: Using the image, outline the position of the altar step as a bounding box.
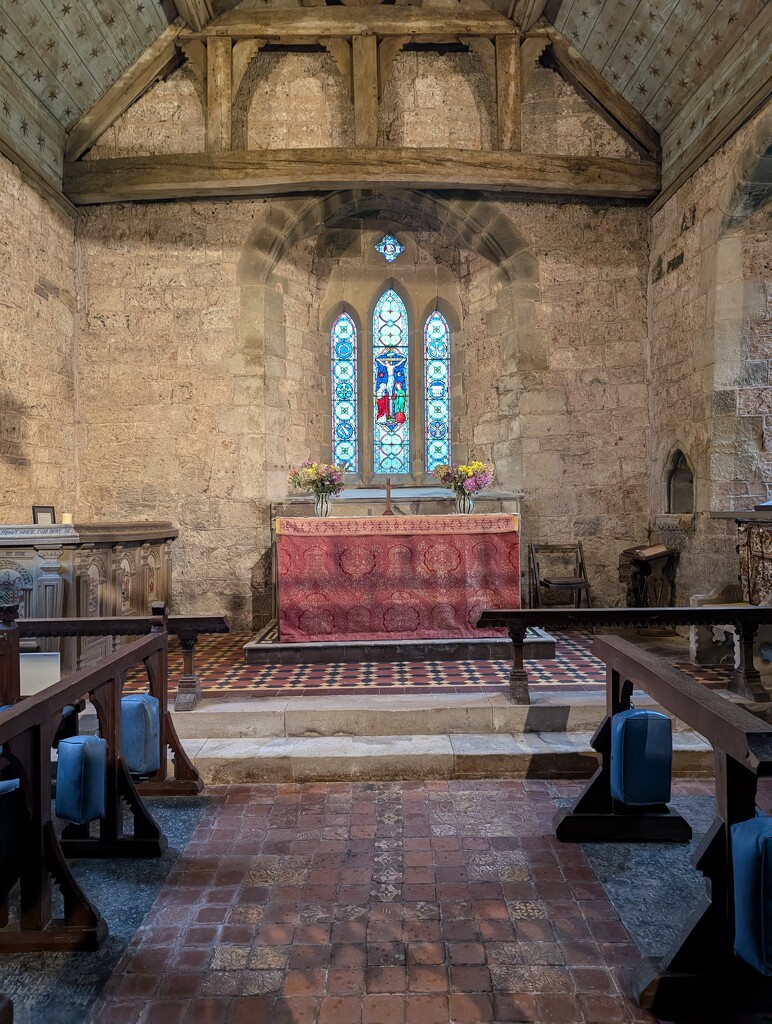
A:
[179,730,712,784]
[243,624,555,666]
[170,690,693,741]
[170,691,713,781]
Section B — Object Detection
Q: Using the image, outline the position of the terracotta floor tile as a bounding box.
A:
[535,993,587,1023]
[578,992,633,1021]
[362,993,407,1024]
[405,993,450,1024]
[366,967,407,993]
[406,964,448,993]
[448,992,495,1021]
[318,994,363,1023]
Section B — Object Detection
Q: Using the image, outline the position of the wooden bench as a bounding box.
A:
[558,634,772,1020]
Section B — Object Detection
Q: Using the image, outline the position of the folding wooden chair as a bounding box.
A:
[529,542,592,609]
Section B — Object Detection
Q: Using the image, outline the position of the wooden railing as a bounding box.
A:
[558,635,772,1020]
[0,631,175,951]
[3,602,230,712]
[476,606,772,704]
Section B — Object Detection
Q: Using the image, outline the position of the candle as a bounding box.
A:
[61,513,74,525]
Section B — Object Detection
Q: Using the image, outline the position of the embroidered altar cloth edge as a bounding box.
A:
[275,513,519,537]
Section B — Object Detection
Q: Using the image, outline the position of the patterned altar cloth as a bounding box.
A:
[275,513,520,642]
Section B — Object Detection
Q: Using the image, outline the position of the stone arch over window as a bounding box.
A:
[236,190,541,494]
[666,448,694,514]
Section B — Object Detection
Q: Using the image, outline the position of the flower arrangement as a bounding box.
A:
[433,460,494,495]
[289,460,347,496]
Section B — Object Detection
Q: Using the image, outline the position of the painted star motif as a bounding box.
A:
[90,47,100,58]
[75,79,84,88]
[62,3,71,12]
[64,105,72,117]
[33,69,43,82]
[689,118,696,130]
[1,99,9,117]
[610,69,619,81]
[678,76,689,90]
[693,57,703,70]
[45,39,55,52]
[136,2,145,12]
[711,31,720,44]
[61,60,69,71]
[15,49,25,60]
[637,82,647,96]
[664,96,673,109]
[693,0,703,10]
[728,12,738,24]
[29,15,38,28]
[36,131,44,148]
[0,25,6,38]
[19,118,28,135]
[48,86,58,99]
[634,32,644,44]
[77,27,86,39]
[105,14,115,25]
[622,52,631,63]
[648,65,660,77]
[664,44,673,57]
[580,8,590,18]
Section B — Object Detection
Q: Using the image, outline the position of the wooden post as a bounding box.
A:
[174,631,203,712]
[352,34,379,148]
[496,35,520,151]
[0,606,20,707]
[507,624,530,704]
[206,36,233,152]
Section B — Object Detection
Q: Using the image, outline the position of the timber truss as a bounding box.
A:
[63,6,661,206]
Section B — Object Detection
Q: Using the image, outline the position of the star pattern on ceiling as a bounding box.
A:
[554,0,768,174]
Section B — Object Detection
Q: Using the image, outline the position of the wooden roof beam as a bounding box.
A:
[65,20,186,163]
[173,0,213,33]
[182,8,518,41]
[540,24,660,163]
[507,0,548,32]
[63,148,659,204]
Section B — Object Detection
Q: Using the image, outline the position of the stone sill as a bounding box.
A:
[654,513,696,533]
[282,487,524,503]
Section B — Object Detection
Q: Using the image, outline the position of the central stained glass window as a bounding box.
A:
[373,289,409,475]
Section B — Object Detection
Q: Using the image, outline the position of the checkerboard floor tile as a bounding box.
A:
[124,631,738,698]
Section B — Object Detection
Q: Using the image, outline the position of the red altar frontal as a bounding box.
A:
[274,513,520,643]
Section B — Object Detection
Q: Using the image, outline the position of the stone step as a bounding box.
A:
[182,730,712,784]
[171,691,695,740]
[83,692,601,739]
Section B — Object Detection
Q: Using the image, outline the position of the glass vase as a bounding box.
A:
[314,492,332,518]
[455,491,475,515]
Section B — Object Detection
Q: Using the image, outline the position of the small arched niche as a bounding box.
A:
[667,449,694,514]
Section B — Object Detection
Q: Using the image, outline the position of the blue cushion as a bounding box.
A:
[0,778,21,863]
[55,735,106,825]
[610,709,672,806]
[121,694,160,776]
[732,816,772,975]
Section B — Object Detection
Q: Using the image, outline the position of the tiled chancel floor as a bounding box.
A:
[155,632,736,698]
[85,780,722,1024]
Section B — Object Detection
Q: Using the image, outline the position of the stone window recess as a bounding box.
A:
[667,450,694,514]
[329,287,451,486]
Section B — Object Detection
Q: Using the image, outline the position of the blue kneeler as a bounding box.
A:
[0,778,21,863]
[611,708,672,806]
[732,816,772,975]
[121,694,160,776]
[55,735,107,825]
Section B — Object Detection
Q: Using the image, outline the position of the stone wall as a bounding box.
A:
[648,105,771,602]
[0,154,78,524]
[85,67,205,160]
[243,52,354,150]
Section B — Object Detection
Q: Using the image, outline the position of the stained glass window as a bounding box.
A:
[373,289,409,475]
[331,311,358,472]
[424,311,451,472]
[375,234,405,263]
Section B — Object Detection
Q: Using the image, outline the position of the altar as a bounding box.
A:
[274,513,520,643]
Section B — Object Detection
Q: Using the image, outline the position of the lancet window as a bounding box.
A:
[329,289,452,484]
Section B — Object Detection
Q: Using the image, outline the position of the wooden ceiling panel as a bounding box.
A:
[0,0,175,187]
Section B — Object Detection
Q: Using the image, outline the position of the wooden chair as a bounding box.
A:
[529,542,592,609]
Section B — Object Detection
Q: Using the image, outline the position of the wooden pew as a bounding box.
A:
[476,606,772,704]
[558,634,772,1020]
[0,995,12,1024]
